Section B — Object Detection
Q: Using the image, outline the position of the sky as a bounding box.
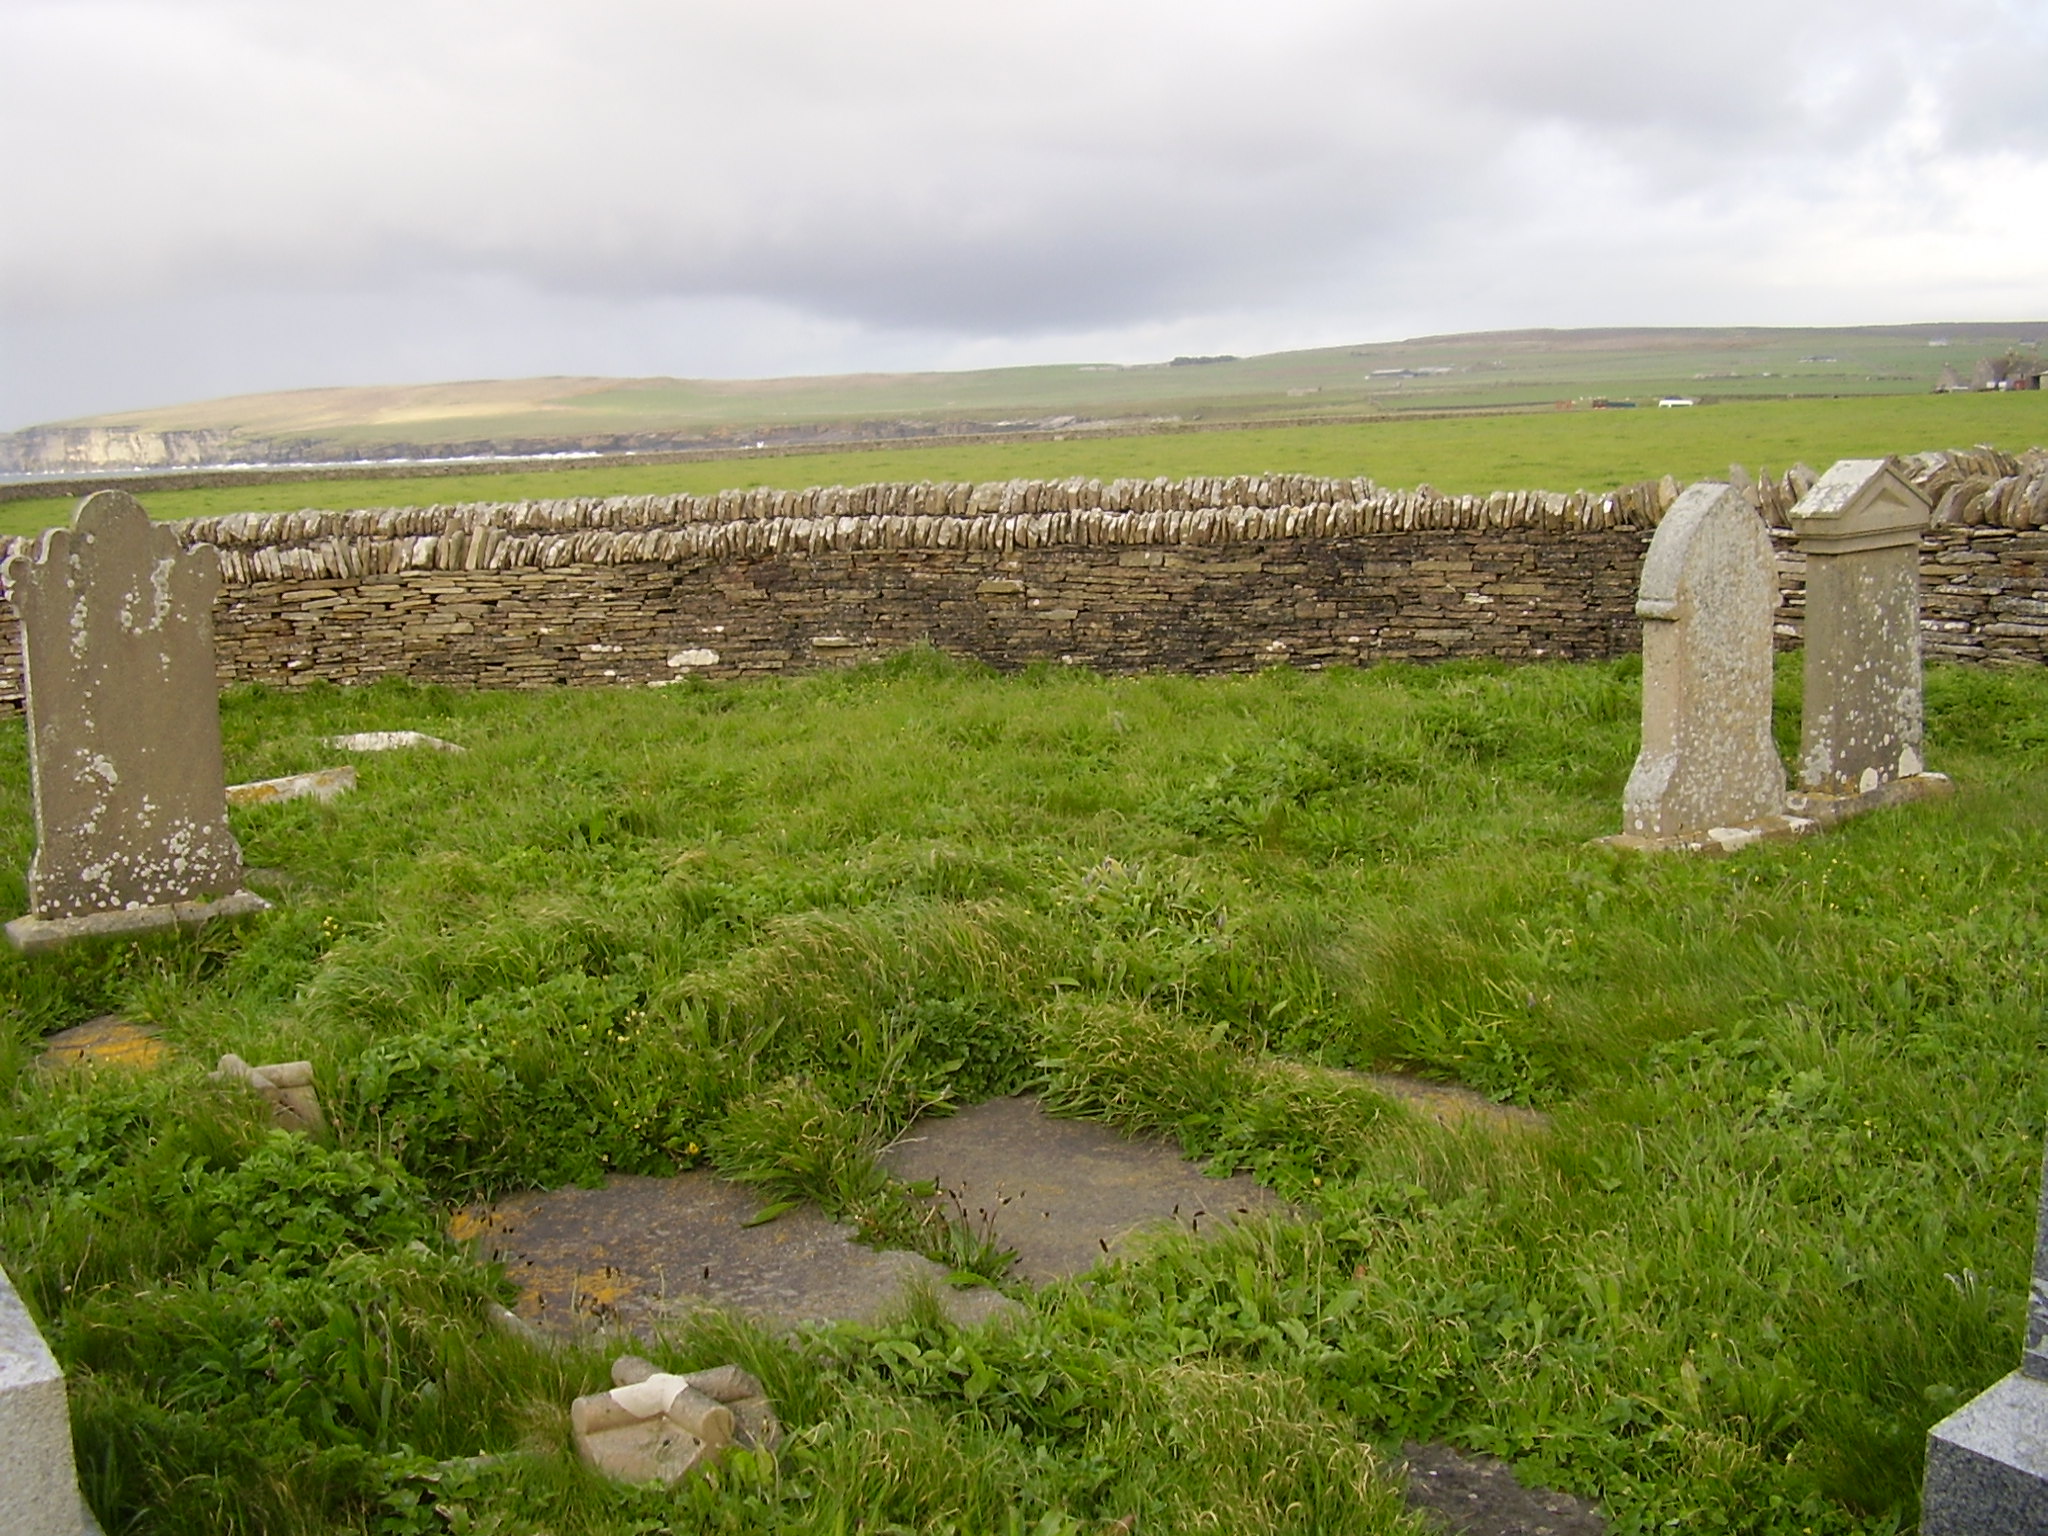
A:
[3,0,2046,430]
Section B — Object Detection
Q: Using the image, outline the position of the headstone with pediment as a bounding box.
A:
[1789,459,1937,800]
[3,491,264,952]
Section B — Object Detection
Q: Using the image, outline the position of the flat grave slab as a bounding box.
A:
[463,1085,1535,1347]
[1401,1440,1607,1536]
[879,1095,1283,1285]
[459,1172,1015,1337]
[36,1016,166,1072]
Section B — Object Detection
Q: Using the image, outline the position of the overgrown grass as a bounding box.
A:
[2,653,2045,1532]
[4,392,2041,534]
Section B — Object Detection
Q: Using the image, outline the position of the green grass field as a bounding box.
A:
[5,392,2043,538]
[29,322,2041,457]
[3,654,2045,1533]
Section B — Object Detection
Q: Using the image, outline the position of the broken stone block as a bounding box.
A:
[225,767,356,806]
[572,1358,779,1485]
[209,1054,328,1134]
[611,1356,781,1454]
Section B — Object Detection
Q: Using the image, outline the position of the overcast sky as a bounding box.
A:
[3,0,2045,429]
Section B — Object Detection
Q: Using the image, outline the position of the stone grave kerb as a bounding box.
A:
[1617,481,1789,845]
[1789,458,1932,796]
[2,491,264,953]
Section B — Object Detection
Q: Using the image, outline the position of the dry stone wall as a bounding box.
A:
[0,450,2041,708]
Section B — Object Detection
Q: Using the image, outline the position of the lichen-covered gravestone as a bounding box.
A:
[1,1264,101,1535]
[3,491,264,953]
[1614,482,1791,849]
[1923,1137,2048,1532]
[1788,459,1943,804]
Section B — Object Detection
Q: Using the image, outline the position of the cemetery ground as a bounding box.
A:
[2,391,2040,536]
[1,652,2045,1534]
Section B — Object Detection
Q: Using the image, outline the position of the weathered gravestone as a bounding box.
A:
[1923,1137,2048,1533]
[2,491,265,953]
[1,1264,101,1535]
[1613,482,1795,850]
[1788,459,1948,811]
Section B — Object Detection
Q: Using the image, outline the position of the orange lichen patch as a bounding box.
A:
[39,1015,168,1072]
[448,1207,494,1245]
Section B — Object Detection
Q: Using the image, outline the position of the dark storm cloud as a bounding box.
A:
[2,0,2043,426]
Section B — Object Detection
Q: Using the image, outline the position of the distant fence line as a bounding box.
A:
[0,445,2042,708]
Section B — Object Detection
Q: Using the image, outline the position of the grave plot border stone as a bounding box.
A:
[1,1264,102,1536]
[1923,1137,2048,1533]
[2,491,266,953]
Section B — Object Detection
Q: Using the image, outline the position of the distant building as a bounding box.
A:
[1969,351,2045,390]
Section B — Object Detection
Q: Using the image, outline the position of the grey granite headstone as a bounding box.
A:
[1619,482,1788,842]
[1924,1137,2048,1533]
[3,491,264,952]
[1789,459,1932,796]
[1,1264,100,1535]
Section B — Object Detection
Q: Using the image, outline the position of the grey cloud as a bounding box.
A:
[2,0,2044,427]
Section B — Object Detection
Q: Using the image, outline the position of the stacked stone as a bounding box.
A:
[0,455,2043,710]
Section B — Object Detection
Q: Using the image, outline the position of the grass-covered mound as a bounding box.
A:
[2,652,2044,1534]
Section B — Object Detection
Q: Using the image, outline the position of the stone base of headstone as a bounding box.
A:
[5,890,270,956]
[1786,772,1954,828]
[1924,1371,2048,1535]
[225,767,356,806]
[1,1265,102,1536]
[1595,812,1821,857]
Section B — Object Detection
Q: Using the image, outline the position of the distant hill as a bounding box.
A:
[5,322,2042,475]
